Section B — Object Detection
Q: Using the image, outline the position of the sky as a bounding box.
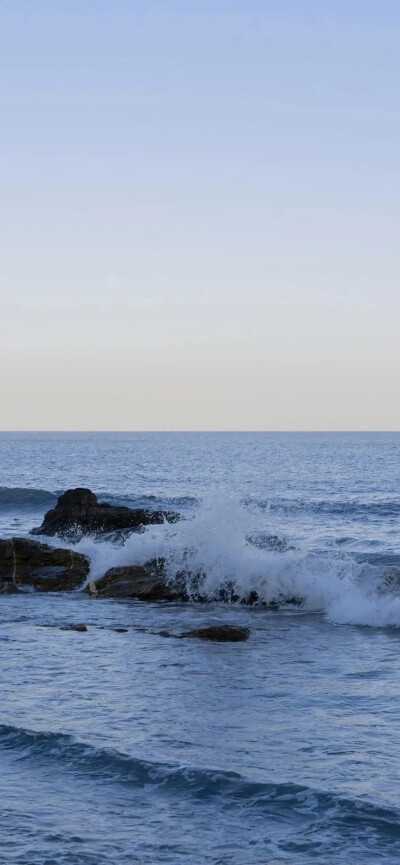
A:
[1,0,399,430]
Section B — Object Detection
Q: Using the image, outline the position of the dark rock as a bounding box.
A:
[0,582,19,595]
[30,487,179,539]
[0,538,89,592]
[60,623,88,632]
[114,627,128,633]
[87,563,184,601]
[180,625,250,642]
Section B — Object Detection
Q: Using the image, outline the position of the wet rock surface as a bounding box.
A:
[0,538,89,592]
[87,562,185,601]
[180,625,250,642]
[31,487,179,539]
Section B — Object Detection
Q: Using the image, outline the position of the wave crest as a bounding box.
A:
[0,487,57,509]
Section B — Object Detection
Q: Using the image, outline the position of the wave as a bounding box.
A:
[72,493,400,629]
[3,486,400,628]
[3,485,400,519]
[0,487,57,510]
[101,493,400,518]
[102,492,198,509]
[1,722,400,845]
[0,486,198,514]
[247,496,400,518]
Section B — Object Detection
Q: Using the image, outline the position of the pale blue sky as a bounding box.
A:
[1,1,399,429]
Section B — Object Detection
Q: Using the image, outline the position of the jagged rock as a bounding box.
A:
[0,538,89,592]
[30,488,179,539]
[87,563,184,601]
[180,625,250,642]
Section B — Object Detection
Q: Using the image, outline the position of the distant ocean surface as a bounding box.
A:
[2,431,400,864]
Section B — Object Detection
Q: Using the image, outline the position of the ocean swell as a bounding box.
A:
[0,487,57,510]
[1,721,400,852]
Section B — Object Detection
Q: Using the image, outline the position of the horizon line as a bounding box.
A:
[0,430,399,435]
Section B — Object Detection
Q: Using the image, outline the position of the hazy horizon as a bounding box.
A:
[1,1,399,431]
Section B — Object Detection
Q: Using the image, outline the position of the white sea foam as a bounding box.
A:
[75,492,400,629]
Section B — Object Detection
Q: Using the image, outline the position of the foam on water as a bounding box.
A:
[71,491,400,629]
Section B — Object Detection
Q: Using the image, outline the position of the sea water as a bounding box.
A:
[1,431,400,863]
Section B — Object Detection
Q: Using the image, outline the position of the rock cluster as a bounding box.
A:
[0,486,307,648]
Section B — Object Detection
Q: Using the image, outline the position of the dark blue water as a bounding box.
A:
[1,432,400,863]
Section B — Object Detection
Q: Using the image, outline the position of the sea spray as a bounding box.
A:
[73,491,400,627]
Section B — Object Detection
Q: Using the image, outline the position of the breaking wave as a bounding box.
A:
[72,493,400,630]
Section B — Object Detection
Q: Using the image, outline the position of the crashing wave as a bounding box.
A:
[70,493,400,627]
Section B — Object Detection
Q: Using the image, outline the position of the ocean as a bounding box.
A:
[1,431,400,863]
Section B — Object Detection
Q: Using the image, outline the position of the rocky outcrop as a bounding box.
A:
[180,625,250,642]
[30,488,179,539]
[0,538,89,592]
[87,562,184,601]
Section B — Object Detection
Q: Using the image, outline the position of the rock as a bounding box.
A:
[0,538,89,592]
[60,623,88,632]
[0,582,19,595]
[30,487,179,539]
[180,625,250,642]
[87,563,183,601]
[114,627,128,633]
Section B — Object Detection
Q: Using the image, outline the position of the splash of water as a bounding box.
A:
[75,492,400,628]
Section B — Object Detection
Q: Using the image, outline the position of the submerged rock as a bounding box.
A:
[180,625,250,642]
[60,622,88,632]
[87,563,184,601]
[30,487,179,539]
[0,538,89,592]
